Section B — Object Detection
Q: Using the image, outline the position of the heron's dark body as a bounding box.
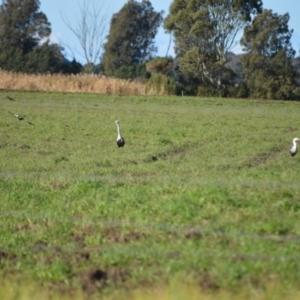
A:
[117,137,125,148]
[290,149,297,156]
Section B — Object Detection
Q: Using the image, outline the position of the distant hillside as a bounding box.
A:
[226,52,243,81]
[226,52,300,82]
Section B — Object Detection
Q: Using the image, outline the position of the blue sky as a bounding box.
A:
[40,0,300,64]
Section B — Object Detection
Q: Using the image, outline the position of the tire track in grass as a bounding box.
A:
[240,146,283,169]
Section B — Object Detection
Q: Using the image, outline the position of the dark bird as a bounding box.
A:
[7,96,15,101]
[8,111,34,125]
[289,137,300,156]
[115,120,125,147]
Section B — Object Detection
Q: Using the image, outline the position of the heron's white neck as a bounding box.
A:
[116,123,121,138]
[293,138,299,146]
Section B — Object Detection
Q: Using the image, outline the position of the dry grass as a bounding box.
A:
[0,69,156,95]
[1,280,300,300]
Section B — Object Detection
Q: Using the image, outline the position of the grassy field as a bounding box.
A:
[1,91,300,299]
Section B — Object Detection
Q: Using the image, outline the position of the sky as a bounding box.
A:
[40,0,300,64]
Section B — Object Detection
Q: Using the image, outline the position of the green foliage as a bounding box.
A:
[102,0,163,79]
[113,64,149,80]
[227,82,249,98]
[0,0,81,74]
[197,85,218,97]
[0,47,24,72]
[164,0,262,90]
[0,41,81,74]
[0,0,51,54]
[59,59,83,75]
[146,56,174,75]
[81,62,95,74]
[172,71,202,96]
[240,10,299,100]
[25,42,63,74]
[145,73,176,95]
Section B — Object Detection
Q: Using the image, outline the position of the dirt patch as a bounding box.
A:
[37,150,53,155]
[54,156,69,164]
[103,227,147,243]
[199,272,219,290]
[72,227,94,247]
[17,144,31,150]
[231,253,247,262]
[283,127,298,134]
[144,142,199,163]
[247,152,270,167]
[15,223,31,232]
[52,181,70,189]
[78,252,90,261]
[157,146,187,160]
[0,251,8,260]
[81,269,107,294]
[72,226,147,247]
[185,228,202,239]
[242,146,282,168]
[80,267,127,294]
[0,250,17,262]
[32,240,49,252]
[124,159,138,165]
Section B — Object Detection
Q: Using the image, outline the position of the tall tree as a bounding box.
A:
[0,0,51,54]
[25,42,64,74]
[240,9,298,100]
[0,0,81,74]
[102,0,163,79]
[164,0,262,90]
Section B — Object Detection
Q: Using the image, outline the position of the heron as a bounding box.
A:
[289,138,300,156]
[115,120,125,147]
[8,111,34,125]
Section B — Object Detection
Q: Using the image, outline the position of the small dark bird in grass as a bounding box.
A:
[115,120,125,148]
[289,137,300,156]
[7,96,15,101]
[8,111,34,125]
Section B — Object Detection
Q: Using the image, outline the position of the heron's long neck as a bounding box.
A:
[116,124,121,137]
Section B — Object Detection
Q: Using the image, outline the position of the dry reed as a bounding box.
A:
[0,69,154,95]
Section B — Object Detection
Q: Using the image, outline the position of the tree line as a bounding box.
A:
[0,0,299,100]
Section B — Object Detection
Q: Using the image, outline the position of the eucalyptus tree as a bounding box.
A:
[0,0,71,73]
[102,0,163,79]
[164,0,262,91]
[0,0,51,53]
[240,9,298,100]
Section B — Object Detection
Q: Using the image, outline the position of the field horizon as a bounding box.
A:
[1,91,300,299]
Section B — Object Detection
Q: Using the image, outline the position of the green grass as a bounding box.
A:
[1,91,300,298]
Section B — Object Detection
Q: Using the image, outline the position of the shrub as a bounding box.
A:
[145,74,176,95]
[197,85,218,97]
[227,83,249,98]
[146,57,173,75]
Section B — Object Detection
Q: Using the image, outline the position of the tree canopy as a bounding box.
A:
[164,0,263,90]
[101,0,163,79]
[240,9,298,100]
[0,0,51,53]
[0,0,82,74]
